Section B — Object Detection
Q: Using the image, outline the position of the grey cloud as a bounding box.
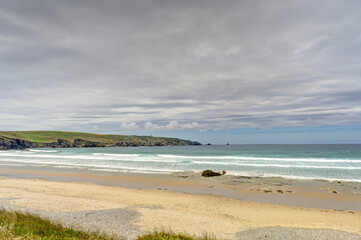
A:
[0,0,361,132]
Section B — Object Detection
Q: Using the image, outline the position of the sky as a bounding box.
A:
[1,0,361,144]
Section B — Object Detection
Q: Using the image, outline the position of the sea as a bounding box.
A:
[0,144,361,183]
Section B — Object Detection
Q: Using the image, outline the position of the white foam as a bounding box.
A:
[191,161,361,170]
[29,149,59,153]
[0,152,177,163]
[0,163,26,166]
[92,153,140,157]
[1,150,360,181]
[0,157,180,173]
[2,152,361,163]
[158,154,361,163]
[260,173,361,183]
[53,165,84,169]
[90,168,121,172]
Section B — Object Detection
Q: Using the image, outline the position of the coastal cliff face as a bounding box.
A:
[0,131,201,150]
[0,137,39,150]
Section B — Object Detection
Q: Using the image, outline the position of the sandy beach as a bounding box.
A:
[2,0,361,239]
[0,168,360,239]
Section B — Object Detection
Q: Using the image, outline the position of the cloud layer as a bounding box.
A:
[1,0,361,133]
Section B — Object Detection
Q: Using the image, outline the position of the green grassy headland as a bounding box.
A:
[0,131,201,149]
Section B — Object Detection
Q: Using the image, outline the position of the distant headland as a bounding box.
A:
[0,131,201,150]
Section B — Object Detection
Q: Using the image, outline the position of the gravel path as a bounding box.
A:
[0,197,144,239]
[235,227,361,240]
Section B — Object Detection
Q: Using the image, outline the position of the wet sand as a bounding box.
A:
[0,167,361,239]
[0,167,360,211]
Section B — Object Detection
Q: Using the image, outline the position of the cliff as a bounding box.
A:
[0,131,201,150]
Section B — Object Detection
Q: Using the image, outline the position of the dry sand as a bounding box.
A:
[1,167,360,211]
[0,175,360,239]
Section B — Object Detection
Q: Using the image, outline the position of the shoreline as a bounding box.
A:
[1,144,361,185]
[0,174,360,239]
[0,167,360,211]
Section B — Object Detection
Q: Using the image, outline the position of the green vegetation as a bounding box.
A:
[0,131,201,149]
[0,210,115,240]
[138,230,215,240]
[0,210,215,240]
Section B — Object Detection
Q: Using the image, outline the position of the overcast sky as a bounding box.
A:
[1,0,361,143]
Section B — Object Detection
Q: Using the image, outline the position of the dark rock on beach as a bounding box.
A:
[201,169,226,177]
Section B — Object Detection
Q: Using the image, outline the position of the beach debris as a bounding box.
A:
[263,190,273,193]
[331,190,338,194]
[178,175,189,178]
[334,181,346,186]
[276,189,284,194]
[238,176,252,179]
[201,169,226,177]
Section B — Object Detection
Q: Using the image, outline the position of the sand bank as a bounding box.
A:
[1,167,360,211]
[0,171,360,239]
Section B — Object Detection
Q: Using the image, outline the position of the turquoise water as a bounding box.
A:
[0,145,361,182]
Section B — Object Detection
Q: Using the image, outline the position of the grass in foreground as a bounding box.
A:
[138,229,215,240]
[0,210,115,240]
[0,210,215,240]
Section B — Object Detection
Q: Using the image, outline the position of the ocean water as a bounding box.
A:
[0,145,361,182]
